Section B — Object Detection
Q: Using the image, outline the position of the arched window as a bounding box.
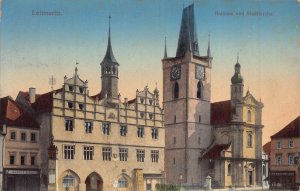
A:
[247,110,251,122]
[173,82,179,99]
[118,176,128,188]
[63,175,74,188]
[228,163,232,175]
[247,133,252,147]
[197,81,203,98]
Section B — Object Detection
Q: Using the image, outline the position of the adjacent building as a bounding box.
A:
[269,116,300,190]
[0,96,41,191]
[16,17,164,191]
[163,4,264,189]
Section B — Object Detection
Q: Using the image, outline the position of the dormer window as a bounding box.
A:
[149,100,153,105]
[289,140,294,148]
[79,87,84,94]
[68,85,74,92]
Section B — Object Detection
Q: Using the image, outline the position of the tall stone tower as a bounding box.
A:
[100,16,119,100]
[163,4,212,185]
[231,56,244,102]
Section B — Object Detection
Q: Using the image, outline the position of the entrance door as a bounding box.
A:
[85,172,103,191]
[7,177,16,191]
[248,171,253,185]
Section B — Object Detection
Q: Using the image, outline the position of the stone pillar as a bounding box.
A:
[79,183,86,191]
[47,138,58,191]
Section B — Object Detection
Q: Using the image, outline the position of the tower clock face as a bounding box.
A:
[195,65,205,80]
[170,65,181,81]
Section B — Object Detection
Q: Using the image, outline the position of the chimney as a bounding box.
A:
[29,87,36,103]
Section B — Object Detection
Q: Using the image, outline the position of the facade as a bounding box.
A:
[16,18,164,191]
[262,142,270,188]
[0,96,41,191]
[163,4,264,189]
[269,116,300,190]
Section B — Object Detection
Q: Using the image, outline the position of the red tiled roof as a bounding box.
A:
[211,100,232,125]
[271,116,300,139]
[18,89,62,113]
[202,144,230,160]
[0,96,39,129]
[263,141,271,155]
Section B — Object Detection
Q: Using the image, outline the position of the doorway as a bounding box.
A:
[248,171,253,185]
[85,172,103,191]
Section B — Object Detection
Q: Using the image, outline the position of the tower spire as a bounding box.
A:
[207,33,211,58]
[101,15,118,65]
[164,36,168,58]
[176,4,199,57]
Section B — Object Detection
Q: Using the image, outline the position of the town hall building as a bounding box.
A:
[16,17,164,191]
[163,4,264,189]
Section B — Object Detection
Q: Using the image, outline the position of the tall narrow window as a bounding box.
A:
[119,148,128,161]
[65,119,74,131]
[173,82,179,99]
[120,125,127,136]
[247,110,251,122]
[137,149,145,162]
[151,150,159,163]
[102,123,110,135]
[102,147,112,161]
[64,145,75,159]
[83,146,93,160]
[137,126,144,138]
[151,128,158,139]
[228,163,232,175]
[85,121,93,133]
[20,156,25,165]
[197,81,203,98]
[247,133,252,147]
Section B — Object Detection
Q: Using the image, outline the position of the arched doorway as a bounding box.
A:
[59,170,80,191]
[85,172,103,191]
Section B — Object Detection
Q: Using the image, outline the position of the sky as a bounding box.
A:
[0,0,299,144]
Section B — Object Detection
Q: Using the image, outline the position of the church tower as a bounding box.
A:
[163,4,212,185]
[100,16,119,100]
[231,55,244,103]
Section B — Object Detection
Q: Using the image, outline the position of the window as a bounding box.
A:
[289,140,294,148]
[102,147,112,161]
[30,133,36,142]
[79,87,84,94]
[197,81,203,98]
[276,141,281,149]
[262,165,266,176]
[102,123,110,135]
[21,132,26,141]
[275,154,282,165]
[288,153,295,165]
[173,82,179,99]
[151,150,159,163]
[227,163,232,175]
[63,175,74,188]
[247,133,252,147]
[20,156,25,165]
[10,131,16,140]
[140,98,144,104]
[151,128,158,139]
[137,126,144,138]
[140,112,144,118]
[137,149,145,162]
[209,161,215,169]
[31,156,35,165]
[119,148,128,161]
[173,157,176,165]
[198,115,201,123]
[120,125,127,136]
[247,110,251,122]
[64,145,75,160]
[149,113,153,119]
[173,137,176,144]
[68,85,74,92]
[118,176,128,188]
[78,103,84,110]
[84,146,93,160]
[85,121,93,133]
[65,119,73,131]
[198,137,201,145]
[68,102,74,109]
[9,155,15,165]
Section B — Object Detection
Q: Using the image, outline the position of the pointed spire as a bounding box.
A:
[207,33,211,58]
[164,36,168,58]
[176,4,200,57]
[101,15,118,65]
